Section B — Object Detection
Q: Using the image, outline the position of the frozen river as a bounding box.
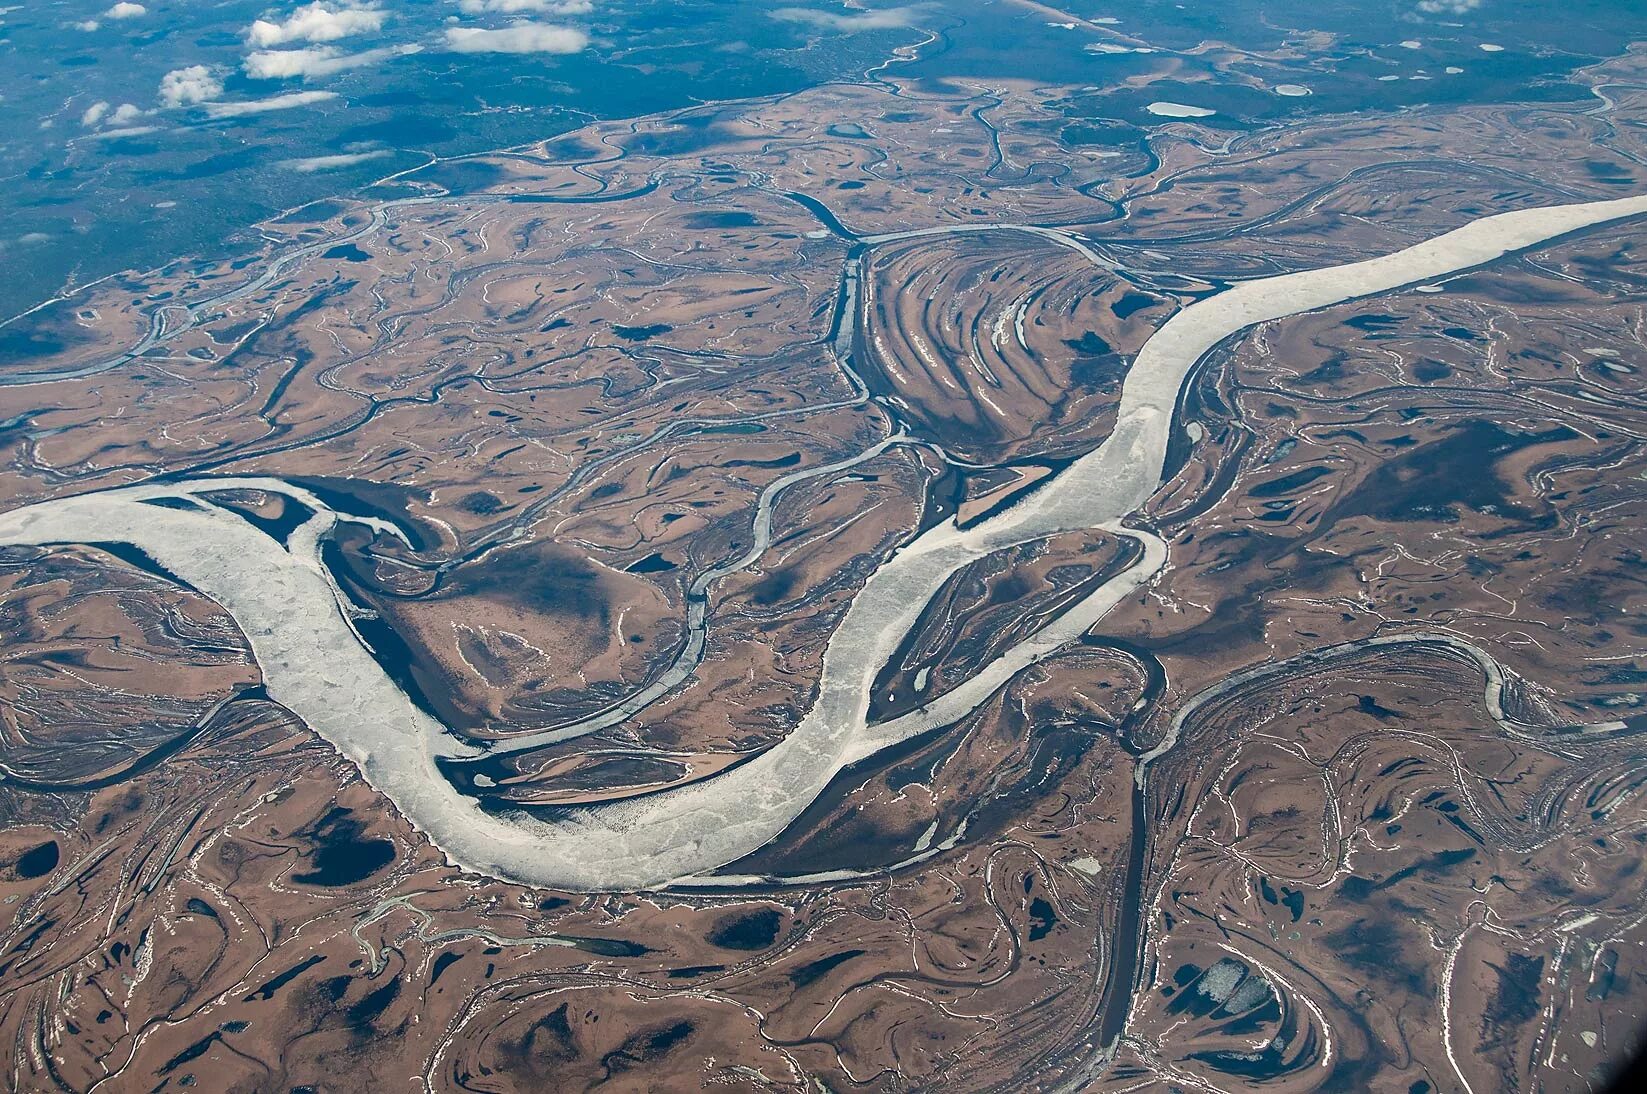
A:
[4,194,1645,890]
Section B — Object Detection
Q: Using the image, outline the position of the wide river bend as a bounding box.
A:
[3,194,1645,889]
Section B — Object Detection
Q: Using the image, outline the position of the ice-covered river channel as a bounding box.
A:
[4,194,1645,889]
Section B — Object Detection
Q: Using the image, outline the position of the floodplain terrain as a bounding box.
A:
[2,23,1647,1094]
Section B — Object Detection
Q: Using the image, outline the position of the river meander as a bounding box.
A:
[3,194,1645,890]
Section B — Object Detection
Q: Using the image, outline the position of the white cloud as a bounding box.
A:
[84,125,162,140]
[109,103,145,125]
[105,2,147,18]
[1416,0,1483,13]
[158,65,223,108]
[244,43,413,78]
[204,90,341,116]
[279,148,391,170]
[81,101,109,127]
[248,3,386,47]
[75,19,100,31]
[443,22,588,54]
[456,0,593,13]
[769,4,924,31]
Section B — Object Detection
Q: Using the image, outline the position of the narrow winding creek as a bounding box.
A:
[3,194,1645,890]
